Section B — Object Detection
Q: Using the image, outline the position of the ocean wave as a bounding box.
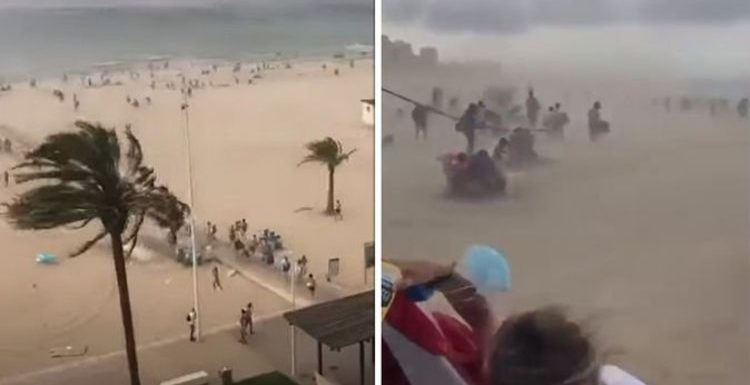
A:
[346,43,373,52]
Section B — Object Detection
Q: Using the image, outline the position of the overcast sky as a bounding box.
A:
[385,0,750,33]
[384,0,750,81]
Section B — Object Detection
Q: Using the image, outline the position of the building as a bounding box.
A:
[419,47,439,67]
[360,99,374,126]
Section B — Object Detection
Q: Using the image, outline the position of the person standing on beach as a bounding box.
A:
[306,274,316,297]
[739,98,749,118]
[334,200,343,221]
[526,89,541,128]
[239,308,248,343]
[456,103,479,155]
[211,265,223,291]
[3,170,9,187]
[411,104,428,141]
[186,308,197,342]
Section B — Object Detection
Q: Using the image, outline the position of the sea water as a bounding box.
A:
[0,0,374,81]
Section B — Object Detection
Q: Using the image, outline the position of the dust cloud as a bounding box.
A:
[382,29,749,385]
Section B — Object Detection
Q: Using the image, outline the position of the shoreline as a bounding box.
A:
[0,48,374,86]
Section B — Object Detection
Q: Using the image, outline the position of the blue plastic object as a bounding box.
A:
[463,245,511,294]
[406,284,435,302]
[36,253,58,265]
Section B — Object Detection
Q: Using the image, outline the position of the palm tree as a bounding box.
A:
[2,121,190,385]
[299,137,356,214]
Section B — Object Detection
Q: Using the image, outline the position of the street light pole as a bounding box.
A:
[290,258,297,376]
[181,97,201,342]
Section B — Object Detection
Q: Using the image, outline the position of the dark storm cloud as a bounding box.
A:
[384,0,750,33]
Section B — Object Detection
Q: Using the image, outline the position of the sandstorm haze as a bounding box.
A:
[385,0,750,86]
[383,0,749,384]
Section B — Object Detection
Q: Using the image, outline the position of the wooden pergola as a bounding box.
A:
[284,291,374,385]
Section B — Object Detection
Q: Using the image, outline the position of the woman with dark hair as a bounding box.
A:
[383,260,647,385]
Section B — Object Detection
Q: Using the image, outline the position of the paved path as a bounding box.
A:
[0,313,374,385]
[211,243,346,307]
[0,243,370,385]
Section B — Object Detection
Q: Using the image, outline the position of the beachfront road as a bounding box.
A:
[0,313,374,385]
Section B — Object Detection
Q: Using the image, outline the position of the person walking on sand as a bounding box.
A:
[525,89,541,128]
[239,308,248,343]
[211,265,223,291]
[456,103,479,155]
[306,274,316,297]
[334,200,343,220]
[186,308,197,342]
[411,104,428,141]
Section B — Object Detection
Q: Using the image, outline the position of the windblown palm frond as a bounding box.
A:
[4,121,189,256]
[298,137,357,168]
[2,121,189,385]
[298,137,356,214]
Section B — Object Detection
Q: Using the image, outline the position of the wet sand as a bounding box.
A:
[383,79,749,384]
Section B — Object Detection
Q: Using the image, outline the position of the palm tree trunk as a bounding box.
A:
[326,166,335,214]
[110,231,141,385]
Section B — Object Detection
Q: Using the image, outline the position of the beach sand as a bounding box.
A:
[0,58,373,378]
[383,70,749,385]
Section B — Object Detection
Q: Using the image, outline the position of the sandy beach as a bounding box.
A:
[383,66,749,385]
[0,57,373,379]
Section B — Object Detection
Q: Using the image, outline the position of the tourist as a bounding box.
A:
[335,200,343,221]
[248,234,259,255]
[739,98,749,118]
[385,260,648,385]
[211,265,222,291]
[588,101,610,142]
[492,137,509,162]
[411,104,428,141]
[239,308,248,343]
[306,274,316,297]
[281,256,291,273]
[525,89,541,128]
[229,225,236,243]
[3,170,9,187]
[186,308,197,342]
[456,103,479,155]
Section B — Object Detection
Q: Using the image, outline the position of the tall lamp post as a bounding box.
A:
[181,97,201,341]
[290,256,297,376]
